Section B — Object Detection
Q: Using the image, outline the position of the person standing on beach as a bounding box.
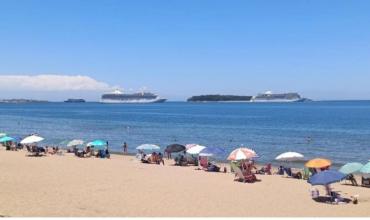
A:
[122,142,128,154]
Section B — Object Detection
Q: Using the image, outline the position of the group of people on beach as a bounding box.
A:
[138,150,165,165]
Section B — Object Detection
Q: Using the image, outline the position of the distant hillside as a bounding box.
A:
[187,95,252,102]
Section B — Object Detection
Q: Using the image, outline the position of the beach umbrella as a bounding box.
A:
[165,144,186,153]
[67,139,84,147]
[186,145,206,155]
[308,170,347,186]
[360,162,370,174]
[275,152,304,162]
[0,133,6,137]
[0,136,14,143]
[227,147,258,161]
[186,144,201,150]
[339,162,364,175]
[136,144,160,151]
[87,140,107,149]
[305,158,332,169]
[20,135,44,144]
[199,147,225,157]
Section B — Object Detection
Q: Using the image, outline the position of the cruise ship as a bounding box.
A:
[101,89,166,104]
[252,91,306,102]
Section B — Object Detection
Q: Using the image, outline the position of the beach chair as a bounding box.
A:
[361,177,370,187]
[345,174,358,186]
[230,163,255,183]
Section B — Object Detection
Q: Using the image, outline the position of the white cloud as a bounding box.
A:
[0,74,115,91]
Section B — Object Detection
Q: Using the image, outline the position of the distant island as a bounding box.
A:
[187,95,252,102]
[64,99,86,103]
[188,91,312,103]
[0,99,49,104]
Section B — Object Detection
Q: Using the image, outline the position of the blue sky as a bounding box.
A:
[0,0,369,101]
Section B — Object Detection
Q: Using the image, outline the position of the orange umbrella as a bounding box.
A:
[305,158,332,168]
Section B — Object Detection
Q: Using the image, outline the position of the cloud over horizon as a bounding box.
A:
[0,75,115,92]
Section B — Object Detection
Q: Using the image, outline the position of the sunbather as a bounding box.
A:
[207,162,221,172]
[256,163,272,175]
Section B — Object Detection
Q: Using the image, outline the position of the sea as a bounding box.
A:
[0,101,369,167]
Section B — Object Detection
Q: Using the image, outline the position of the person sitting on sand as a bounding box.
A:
[141,153,150,163]
[47,147,55,155]
[277,166,285,175]
[207,162,220,172]
[10,143,17,151]
[150,152,158,163]
[157,152,165,165]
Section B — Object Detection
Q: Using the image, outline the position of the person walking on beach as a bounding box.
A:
[122,142,128,154]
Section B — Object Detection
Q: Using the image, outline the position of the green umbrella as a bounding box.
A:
[0,136,14,143]
[360,162,370,174]
[339,162,364,174]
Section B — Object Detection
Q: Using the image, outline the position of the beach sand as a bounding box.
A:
[0,149,369,217]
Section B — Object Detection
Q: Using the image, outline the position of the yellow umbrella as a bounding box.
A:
[305,158,332,168]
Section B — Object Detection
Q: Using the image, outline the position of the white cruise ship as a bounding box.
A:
[252,91,305,102]
[101,90,166,104]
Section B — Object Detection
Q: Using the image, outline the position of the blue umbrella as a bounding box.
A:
[199,147,225,157]
[0,136,14,143]
[308,170,347,186]
[88,140,107,149]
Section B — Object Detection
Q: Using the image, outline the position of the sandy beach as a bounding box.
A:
[0,149,369,217]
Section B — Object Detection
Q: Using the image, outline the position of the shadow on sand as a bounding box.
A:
[313,196,352,204]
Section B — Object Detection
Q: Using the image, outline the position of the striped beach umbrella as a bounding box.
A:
[339,162,364,175]
[305,158,332,169]
[227,147,258,161]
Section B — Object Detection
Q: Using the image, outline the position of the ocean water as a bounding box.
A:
[0,101,369,166]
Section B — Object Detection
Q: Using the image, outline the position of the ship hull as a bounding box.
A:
[100,98,166,104]
[251,99,301,103]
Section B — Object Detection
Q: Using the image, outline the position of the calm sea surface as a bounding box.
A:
[0,101,369,166]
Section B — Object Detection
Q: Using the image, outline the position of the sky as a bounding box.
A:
[0,0,369,101]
